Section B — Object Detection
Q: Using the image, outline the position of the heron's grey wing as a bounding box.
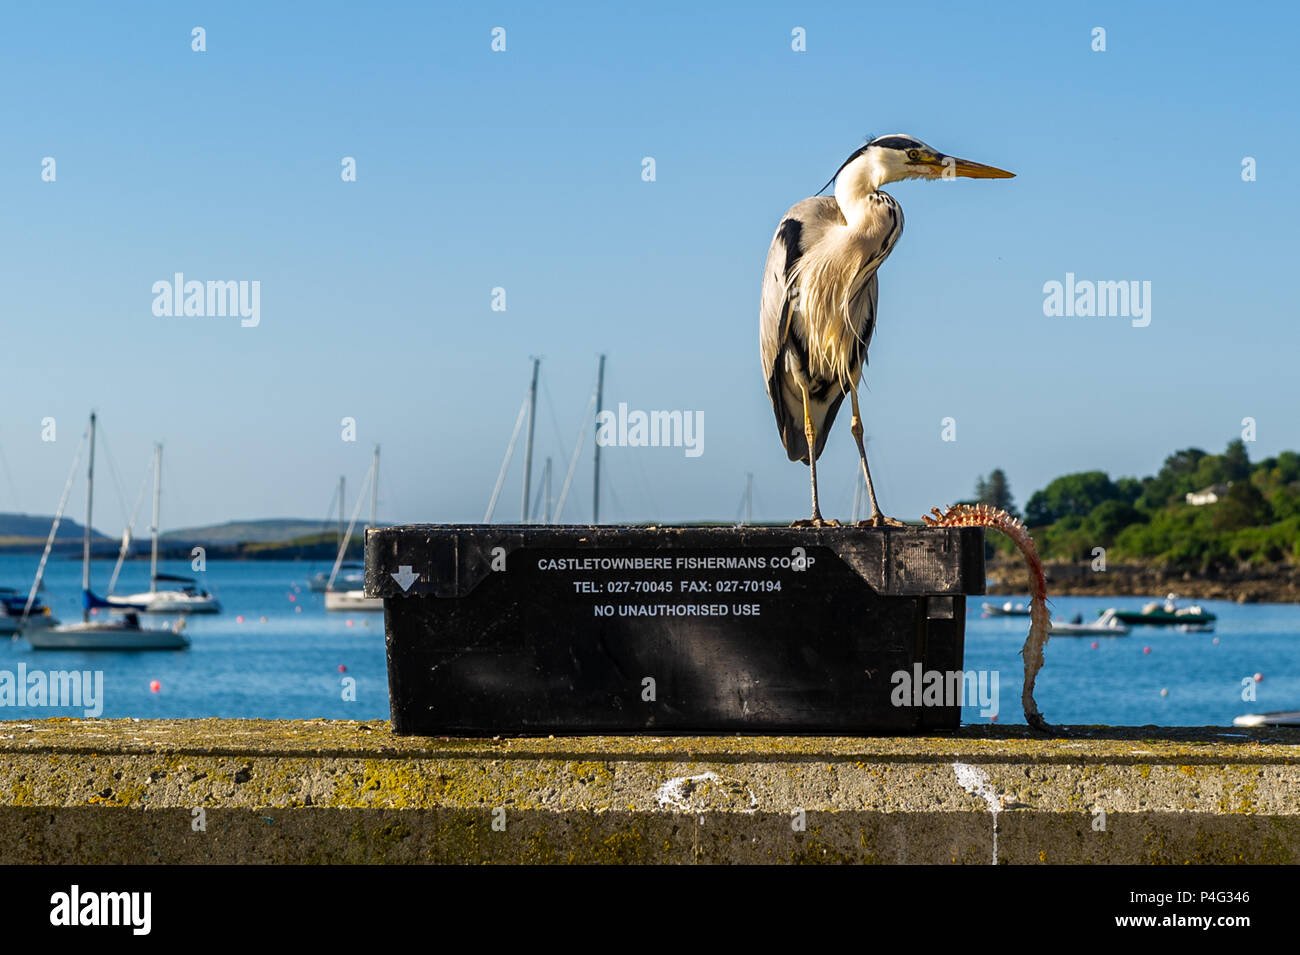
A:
[759,198,844,463]
[759,216,807,461]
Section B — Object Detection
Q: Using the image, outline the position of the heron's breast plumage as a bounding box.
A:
[788,192,903,389]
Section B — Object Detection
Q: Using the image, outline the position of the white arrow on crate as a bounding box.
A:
[390,565,418,592]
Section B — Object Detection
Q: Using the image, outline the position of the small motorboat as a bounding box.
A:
[982,600,1031,617]
[323,588,382,612]
[1113,593,1217,626]
[1049,608,1130,636]
[1233,711,1300,728]
[0,588,59,634]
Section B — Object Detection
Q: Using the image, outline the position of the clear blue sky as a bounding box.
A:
[2,1,1296,534]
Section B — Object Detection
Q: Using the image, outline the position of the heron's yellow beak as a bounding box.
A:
[945,156,1015,179]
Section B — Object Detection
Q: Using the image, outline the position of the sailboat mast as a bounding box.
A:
[593,354,605,524]
[82,412,96,623]
[543,457,552,527]
[370,445,380,528]
[521,358,539,522]
[338,475,346,547]
[150,443,162,593]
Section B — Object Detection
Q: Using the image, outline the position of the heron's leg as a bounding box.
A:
[792,385,838,527]
[850,387,903,528]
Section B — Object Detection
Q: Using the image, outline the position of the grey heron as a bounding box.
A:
[759,134,1014,525]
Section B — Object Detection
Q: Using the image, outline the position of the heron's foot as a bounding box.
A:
[791,517,841,528]
[857,514,905,528]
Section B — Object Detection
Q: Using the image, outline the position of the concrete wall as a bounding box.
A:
[2,720,1297,863]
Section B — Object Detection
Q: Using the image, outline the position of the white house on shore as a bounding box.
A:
[1186,483,1231,506]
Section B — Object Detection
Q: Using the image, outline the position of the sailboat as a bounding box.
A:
[324,445,382,612]
[308,475,364,592]
[309,564,362,592]
[0,588,57,634]
[23,413,189,650]
[105,444,221,614]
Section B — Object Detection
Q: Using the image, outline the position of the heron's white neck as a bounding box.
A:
[833,150,891,228]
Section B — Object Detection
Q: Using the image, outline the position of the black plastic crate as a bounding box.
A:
[365,524,985,736]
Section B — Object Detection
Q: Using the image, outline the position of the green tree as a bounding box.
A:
[1222,439,1251,481]
[1138,448,1207,510]
[1212,482,1272,531]
[1257,451,1300,494]
[1191,453,1230,490]
[1115,476,1144,505]
[974,469,1019,518]
[1025,471,1118,526]
[1082,499,1147,545]
[1276,451,1300,485]
[1270,486,1300,521]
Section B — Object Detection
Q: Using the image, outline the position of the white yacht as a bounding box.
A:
[105,444,221,614]
[1048,608,1130,636]
[28,613,188,650]
[324,445,382,612]
[108,579,221,614]
[324,589,382,612]
[21,413,189,650]
[309,564,363,592]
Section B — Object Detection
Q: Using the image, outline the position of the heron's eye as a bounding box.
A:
[907,149,920,161]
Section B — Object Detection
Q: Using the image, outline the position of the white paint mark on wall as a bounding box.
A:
[953,761,1004,865]
[657,772,723,811]
[655,771,758,813]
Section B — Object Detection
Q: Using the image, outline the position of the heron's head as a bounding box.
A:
[828,134,1015,201]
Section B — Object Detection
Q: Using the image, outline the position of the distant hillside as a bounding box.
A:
[0,514,337,553]
[161,519,327,545]
[0,512,109,542]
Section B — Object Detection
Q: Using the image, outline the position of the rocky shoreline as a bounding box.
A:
[986,557,1300,604]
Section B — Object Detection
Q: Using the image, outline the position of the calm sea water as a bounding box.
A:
[2,554,1297,726]
[0,555,388,721]
[965,595,1300,726]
